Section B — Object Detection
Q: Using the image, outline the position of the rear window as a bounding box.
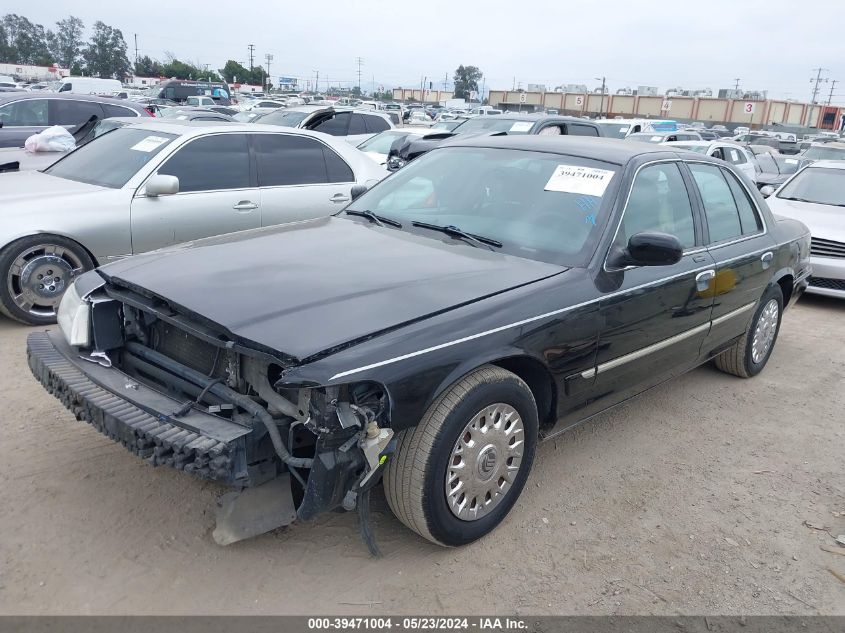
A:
[45,128,177,188]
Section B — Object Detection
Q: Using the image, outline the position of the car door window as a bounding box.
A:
[158,134,251,192]
[51,100,106,125]
[725,147,746,165]
[349,114,368,135]
[567,124,599,137]
[723,169,763,235]
[323,147,354,183]
[313,112,350,136]
[102,104,139,118]
[253,133,328,186]
[688,163,742,243]
[0,99,48,126]
[619,162,696,249]
[364,115,389,134]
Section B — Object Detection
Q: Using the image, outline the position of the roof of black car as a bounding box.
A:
[0,92,148,110]
[442,135,676,165]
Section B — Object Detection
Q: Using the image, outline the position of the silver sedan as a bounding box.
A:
[0,121,387,324]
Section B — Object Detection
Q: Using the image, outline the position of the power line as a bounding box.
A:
[247,44,255,72]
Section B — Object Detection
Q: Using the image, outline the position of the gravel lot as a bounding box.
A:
[0,295,842,615]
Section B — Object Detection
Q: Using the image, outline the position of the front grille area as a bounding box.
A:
[148,320,227,380]
[811,237,845,259]
[808,276,845,291]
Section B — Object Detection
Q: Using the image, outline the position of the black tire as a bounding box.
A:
[713,284,784,378]
[0,235,95,325]
[384,365,538,547]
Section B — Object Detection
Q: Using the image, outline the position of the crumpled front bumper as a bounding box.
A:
[27,330,253,486]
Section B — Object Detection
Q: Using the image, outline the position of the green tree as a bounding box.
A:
[82,21,130,79]
[2,14,52,65]
[220,59,250,83]
[134,55,162,77]
[453,64,483,100]
[48,15,84,68]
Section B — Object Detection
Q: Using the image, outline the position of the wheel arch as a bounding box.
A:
[1,231,101,268]
[412,350,557,431]
[770,267,795,308]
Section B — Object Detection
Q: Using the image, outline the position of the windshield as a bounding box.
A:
[626,133,664,143]
[358,131,417,154]
[45,128,177,188]
[777,167,845,206]
[802,145,845,160]
[345,147,619,266]
[257,109,311,127]
[596,123,631,139]
[452,118,536,135]
[670,144,708,153]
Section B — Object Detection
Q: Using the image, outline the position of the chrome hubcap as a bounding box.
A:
[445,403,524,521]
[751,299,779,364]
[7,245,85,318]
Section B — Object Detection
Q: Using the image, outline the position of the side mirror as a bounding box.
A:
[608,231,683,268]
[350,184,367,201]
[760,185,775,198]
[145,174,179,197]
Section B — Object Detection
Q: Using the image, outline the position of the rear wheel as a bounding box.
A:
[384,365,538,546]
[714,284,783,378]
[0,235,94,325]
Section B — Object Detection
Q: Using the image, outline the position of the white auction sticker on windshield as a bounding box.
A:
[510,121,533,132]
[130,136,170,152]
[544,165,615,197]
[785,158,798,164]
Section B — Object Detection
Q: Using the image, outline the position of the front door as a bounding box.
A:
[581,161,716,415]
[130,133,260,253]
[686,162,777,352]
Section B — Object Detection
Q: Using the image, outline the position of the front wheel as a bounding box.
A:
[384,365,538,546]
[713,284,783,378]
[0,235,95,325]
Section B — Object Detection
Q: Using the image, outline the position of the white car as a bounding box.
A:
[764,160,845,298]
[185,96,216,108]
[0,121,387,324]
[356,128,446,166]
[406,110,432,126]
[664,141,758,184]
[256,106,394,145]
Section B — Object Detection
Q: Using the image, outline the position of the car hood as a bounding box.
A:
[100,216,566,361]
[0,169,107,204]
[768,197,845,243]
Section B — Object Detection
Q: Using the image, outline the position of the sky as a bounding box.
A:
[8,0,845,103]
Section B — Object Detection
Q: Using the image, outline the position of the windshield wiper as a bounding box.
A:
[345,209,402,228]
[411,221,502,250]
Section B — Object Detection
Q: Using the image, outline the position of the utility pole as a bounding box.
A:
[247,44,255,72]
[807,67,829,126]
[443,72,448,92]
[733,77,741,91]
[827,79,838,105]
[595,76,606,118]
[134,34,139,73]
[355,57,363,93]
[264,53,273,90]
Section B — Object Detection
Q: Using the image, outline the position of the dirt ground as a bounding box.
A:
[0,295,843,616]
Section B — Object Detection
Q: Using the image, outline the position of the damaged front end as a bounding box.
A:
[28,272,395,546]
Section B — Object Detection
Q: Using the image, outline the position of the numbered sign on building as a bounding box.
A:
[744,102,756,114]
[519,93,527,103]
[575,95,584,106]
[661,100,672,111]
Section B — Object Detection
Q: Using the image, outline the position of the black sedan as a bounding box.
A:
[27,137,811,548]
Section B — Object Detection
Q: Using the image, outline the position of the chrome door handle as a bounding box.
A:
[695,269,716,292]
[233,201,258,211]
[330,194,351,203]
[761,251,774,269]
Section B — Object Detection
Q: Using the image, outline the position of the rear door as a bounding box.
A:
[130,133,260,253]
[50,99,107,129]
[0,98,50,147]
[583,160,715,411]
[310,111,352,137]
[252,133,357,226]
[686,162,776,352]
